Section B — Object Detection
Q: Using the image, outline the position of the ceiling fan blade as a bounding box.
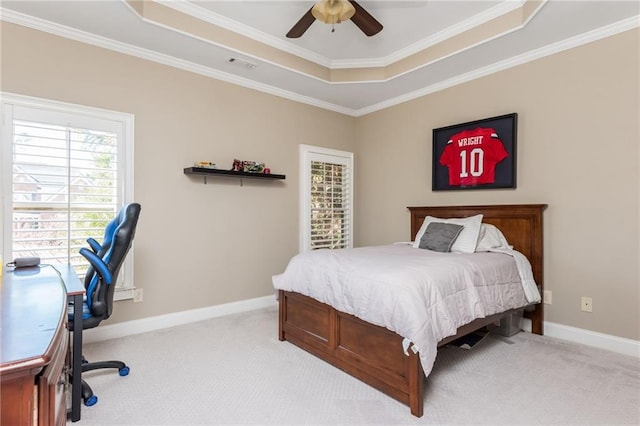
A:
[286,7,315,38]
[349,0,383,37]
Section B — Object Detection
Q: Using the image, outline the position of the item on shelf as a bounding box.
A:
[264,168,271,174]
[231,159,265,173]
[194,161,216,169]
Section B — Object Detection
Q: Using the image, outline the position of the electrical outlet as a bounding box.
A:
[580,296,592,312]
[133,288,143,303]
[543,290,552,304]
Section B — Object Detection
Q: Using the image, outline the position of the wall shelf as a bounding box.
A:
[183,167,286,185]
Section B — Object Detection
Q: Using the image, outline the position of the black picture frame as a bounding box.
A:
[432,113,517,191]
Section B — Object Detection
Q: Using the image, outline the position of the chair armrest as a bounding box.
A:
[79,248,112,285]
[87,238,102,253]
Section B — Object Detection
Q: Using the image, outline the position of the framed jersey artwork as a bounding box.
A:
[432,113,517,191]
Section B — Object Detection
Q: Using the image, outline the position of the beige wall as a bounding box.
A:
[354,29,640,341]
[2,22,638,341]
[0,22,355,322]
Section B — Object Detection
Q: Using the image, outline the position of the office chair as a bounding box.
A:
[69,202,141,406]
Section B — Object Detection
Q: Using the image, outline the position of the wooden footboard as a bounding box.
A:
[278,290,425,417]
[279,290,525,417]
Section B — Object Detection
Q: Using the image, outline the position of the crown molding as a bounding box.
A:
[354,15,640,116]
[332,0,533,69]
[2,7,637,118]
[158,0,332,68]
[124,0,548,84]
[0,8,356,116]
[158,0,534,71]
[380,0,543,68]
[333,0,546,85]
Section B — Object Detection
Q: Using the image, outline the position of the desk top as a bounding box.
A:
[56,263,85,296]
[0,264,82,374]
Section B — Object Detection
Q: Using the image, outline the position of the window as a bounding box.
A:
[300,145,354,252]
[1,93,135,298]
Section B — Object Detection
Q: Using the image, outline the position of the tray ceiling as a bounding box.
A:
[1,1,638,116]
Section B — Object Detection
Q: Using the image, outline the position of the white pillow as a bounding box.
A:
[475,223,512,251]
[413,214,483,253]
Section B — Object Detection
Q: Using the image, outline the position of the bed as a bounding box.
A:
[275,204,546,417]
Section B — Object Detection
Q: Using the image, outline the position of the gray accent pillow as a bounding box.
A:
[418,222,464,252]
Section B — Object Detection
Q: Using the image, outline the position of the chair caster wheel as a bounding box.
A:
[84,395,98,407]
[119,366,130,376]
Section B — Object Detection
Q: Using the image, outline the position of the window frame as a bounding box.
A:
[1,92,136,299]
[299,144,354,252]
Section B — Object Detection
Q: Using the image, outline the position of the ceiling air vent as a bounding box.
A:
[227,57,257,70]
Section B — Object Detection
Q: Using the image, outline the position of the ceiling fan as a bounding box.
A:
[286,0,383,38]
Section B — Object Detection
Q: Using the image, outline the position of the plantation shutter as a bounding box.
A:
[300,145,354,252]
[2,97,133,296]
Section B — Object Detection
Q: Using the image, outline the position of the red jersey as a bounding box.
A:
[439,127,508,186]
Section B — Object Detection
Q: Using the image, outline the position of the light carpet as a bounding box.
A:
[70,306,640,425]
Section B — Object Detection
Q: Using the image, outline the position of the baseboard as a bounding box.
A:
[83,294,278,344]
[522,318,639,358]
[85,298,639,359]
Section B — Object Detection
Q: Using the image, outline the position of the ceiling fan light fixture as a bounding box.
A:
[311,0,355,25]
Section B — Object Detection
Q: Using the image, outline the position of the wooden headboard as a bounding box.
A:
[407,204,547,334]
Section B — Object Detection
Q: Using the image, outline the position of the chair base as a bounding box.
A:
[72,358,130,406]
[82,360,127,373]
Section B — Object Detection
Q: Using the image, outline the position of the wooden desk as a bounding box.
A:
[1,265,70,426]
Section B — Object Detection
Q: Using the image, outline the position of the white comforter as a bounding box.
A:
[272,243,540,376]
